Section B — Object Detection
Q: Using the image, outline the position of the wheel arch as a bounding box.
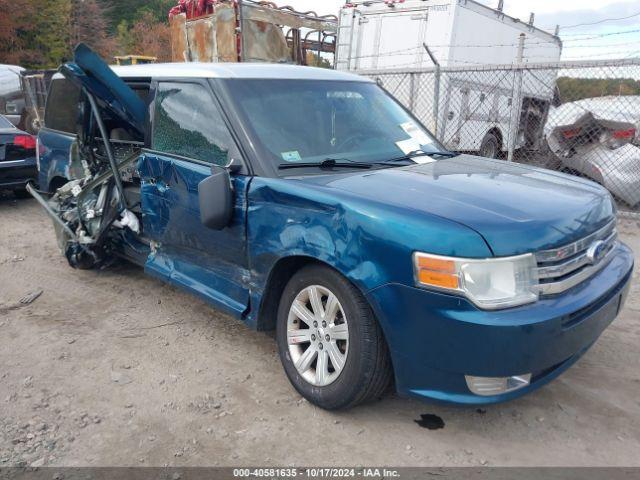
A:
[257,256,337,332]
[48,175,69,194]
[486,127,503,150]
[256,255,377,334]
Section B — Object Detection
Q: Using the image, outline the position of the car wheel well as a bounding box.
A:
[258,256,396,393]
[486,127,503,149]
[48,176,68,194]
[257,256,326,332]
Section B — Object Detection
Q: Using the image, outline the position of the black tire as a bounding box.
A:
[276,264,392,410]
[479,132,501,159]
[13,188,32,199]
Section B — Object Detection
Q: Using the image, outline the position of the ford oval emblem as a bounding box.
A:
[586,240,607,265]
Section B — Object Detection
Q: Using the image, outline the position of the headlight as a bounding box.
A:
[413,252,539,310]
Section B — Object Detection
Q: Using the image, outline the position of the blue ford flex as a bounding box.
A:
[32,45,633,409]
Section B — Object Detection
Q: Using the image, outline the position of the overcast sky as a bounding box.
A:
[285,0,640,61]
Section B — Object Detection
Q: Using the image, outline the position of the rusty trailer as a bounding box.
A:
[169,0,337,66]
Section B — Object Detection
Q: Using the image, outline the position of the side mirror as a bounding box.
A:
[198,165,233,230]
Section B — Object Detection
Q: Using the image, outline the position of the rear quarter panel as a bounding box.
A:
[37,128,77,192]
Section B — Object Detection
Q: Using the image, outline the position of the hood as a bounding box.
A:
[60,44,146,135]
[295,155,616,257]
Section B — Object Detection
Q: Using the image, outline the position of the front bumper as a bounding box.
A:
[366,242,634,405]
[0,157,38,190]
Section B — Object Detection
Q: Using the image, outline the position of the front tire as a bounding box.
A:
[276,265,392,410]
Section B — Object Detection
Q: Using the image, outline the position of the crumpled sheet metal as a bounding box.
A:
[171,6,292,63]
[171,5,238,63]
[564,143,640,207]
[544,95,640,207]
[545,95,640,136]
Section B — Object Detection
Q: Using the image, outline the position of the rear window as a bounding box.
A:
[44,79,82,134]
[0,68,21,97]
[0,66,23,115]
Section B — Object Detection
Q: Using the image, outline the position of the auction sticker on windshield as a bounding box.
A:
[401,121,432,145]
[281,151,303,162]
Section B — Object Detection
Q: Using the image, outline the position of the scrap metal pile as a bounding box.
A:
[545,96,640,207]
[168,0,337,65]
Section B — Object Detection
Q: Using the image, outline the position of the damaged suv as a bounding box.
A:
[33,45,633,409]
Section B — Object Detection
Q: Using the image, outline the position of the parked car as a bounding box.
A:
[33,45,633,409]
[0,114,38,197]
[0,64,26,127]
[544,96,640,208]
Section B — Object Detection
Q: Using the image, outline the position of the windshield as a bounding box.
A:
[225,80,445,170]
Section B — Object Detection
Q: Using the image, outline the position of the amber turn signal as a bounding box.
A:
[415,254,459,290]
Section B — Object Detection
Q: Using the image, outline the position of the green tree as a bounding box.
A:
[32,0,73,67]
[557,77,640,103]
[100,0,176,31]
[70,0,116,59]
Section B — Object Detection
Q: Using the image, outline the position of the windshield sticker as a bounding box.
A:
[396,138,423,155]
[281,151,303,162]
[400,122,433,145]
[395,139,436,164]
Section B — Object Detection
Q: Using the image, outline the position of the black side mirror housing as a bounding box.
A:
[198,166,233,230]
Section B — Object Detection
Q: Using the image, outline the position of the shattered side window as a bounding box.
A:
[152,82,233,166]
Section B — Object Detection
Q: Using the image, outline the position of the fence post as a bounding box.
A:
[423,43,441,138]
[507,33,525,162]
[409,73,416,112]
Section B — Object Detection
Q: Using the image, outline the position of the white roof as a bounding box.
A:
[53,62,372,82]
[0,64,25,73]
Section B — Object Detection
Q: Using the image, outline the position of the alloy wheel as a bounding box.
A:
[286,285,349,387]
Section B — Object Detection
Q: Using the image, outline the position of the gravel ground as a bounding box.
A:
[0,194,639,468]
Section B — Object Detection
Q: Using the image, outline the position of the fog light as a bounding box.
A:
[465,374,532,396]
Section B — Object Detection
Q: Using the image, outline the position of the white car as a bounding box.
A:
[544,96,640,207]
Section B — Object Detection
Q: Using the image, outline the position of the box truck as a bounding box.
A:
[336,0,563,157]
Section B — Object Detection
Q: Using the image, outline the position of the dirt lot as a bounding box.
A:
[1,194,639,468]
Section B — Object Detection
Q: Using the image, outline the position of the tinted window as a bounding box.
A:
[0,67,21,97]
[45,79,82,134]
[0,67,23,115]
[152,82,234,166]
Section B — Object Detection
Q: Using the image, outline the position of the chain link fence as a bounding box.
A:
[361,58,640,216]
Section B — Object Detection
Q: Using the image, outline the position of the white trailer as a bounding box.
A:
[336,0,563,157]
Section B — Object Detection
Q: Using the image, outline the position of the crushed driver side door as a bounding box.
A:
[139,80,251,318]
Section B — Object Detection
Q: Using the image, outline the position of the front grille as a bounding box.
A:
[535,220,618,296]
